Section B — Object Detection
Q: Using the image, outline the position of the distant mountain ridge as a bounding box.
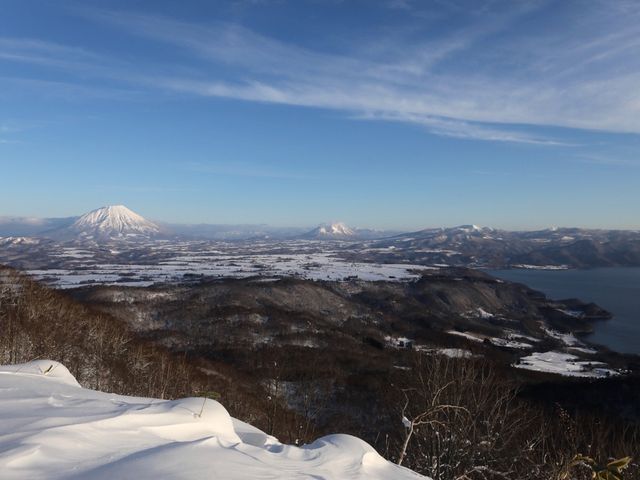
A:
[356,225,640,269]
[1,208,640,268]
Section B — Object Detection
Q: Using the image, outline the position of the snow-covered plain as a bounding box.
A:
[26,247,434,289]
[513,351,618,378]
[0,361,426,480]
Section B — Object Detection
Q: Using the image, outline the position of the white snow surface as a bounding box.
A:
[447,330,484,343]
[430,348,477,359]
[511,264,569,270]
[462,307,494,319]
[513,351,618,378]
[446,331,532,349]
[71,205,160,238]
[27,251,433,288]
[541,325,582,347]
[0,361,426,480]
[0,236,41,246]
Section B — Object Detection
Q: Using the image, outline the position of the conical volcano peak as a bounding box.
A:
[302,222,356,239]
[317,222,355,236]
[71,205,160,239]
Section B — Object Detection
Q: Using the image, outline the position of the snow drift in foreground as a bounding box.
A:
[0,361,426,480]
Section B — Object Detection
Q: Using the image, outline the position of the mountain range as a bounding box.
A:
[1,205,639,268]
[353,224,640,269]
[0,206,397,241]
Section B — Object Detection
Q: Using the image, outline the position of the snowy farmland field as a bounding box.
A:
[0,360,426,480]
[17,240,436,288]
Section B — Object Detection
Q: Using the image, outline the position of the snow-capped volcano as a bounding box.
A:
[70,205,160,239]
[303,222,356,240]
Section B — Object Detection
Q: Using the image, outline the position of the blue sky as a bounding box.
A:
[1,0,639,230]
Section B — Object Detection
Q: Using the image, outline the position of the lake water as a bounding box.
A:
[488,268,640,355]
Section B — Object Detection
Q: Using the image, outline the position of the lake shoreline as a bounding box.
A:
[489,267,640,355]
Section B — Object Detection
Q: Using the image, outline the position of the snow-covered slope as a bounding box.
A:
[303,222,357,240]
[70,205,160,240]
[0,361,426,480]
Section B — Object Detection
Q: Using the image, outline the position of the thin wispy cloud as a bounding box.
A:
[0,120,27,145]
[3,1,640,144]
[0,123,18,134]
[572,154,640,168]
[355,112,577,146]
[83,2,640,141]
[94,184,199,193]
[182,162,311,180]
[0,75,143,101]
[0,38,104,70]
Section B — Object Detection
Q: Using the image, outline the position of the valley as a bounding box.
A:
[68,269,629,380]
[0,205,636,379]
[1,205,639,478]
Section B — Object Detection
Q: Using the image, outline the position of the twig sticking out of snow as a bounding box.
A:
[196,397,207,418]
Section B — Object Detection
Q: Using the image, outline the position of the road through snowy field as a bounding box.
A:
[0,361,427,480]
